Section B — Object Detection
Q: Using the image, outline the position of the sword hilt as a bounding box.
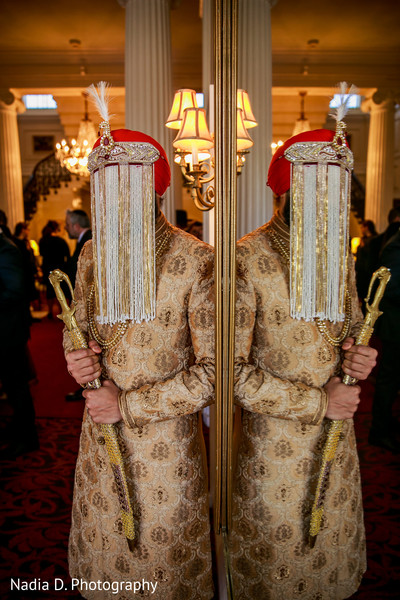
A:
[310,266,391,547]
[49,268,135,548]
[342,267,390,385]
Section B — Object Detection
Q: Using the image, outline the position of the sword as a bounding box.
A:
[49,269,135,551]
[309,266,391,548]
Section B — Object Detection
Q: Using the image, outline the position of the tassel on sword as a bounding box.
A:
[309,266,391,548]
[49,269,136,551]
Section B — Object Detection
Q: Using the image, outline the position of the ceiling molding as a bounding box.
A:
[273,49,400,63]
[0,49,124,62]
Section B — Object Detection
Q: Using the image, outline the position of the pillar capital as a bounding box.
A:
[0,89,25,114]
[362,88,400,113]
[372,88,400,105]
[0,92,24,228]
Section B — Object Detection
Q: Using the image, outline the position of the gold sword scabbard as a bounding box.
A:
[49,269,135,550]
[309,266,391,548]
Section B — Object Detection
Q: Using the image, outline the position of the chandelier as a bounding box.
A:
[56,92,97,178]
[165,88,257,211]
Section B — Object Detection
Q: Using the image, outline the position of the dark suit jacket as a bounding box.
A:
[0,233,30,346]
[375,230,400,341]
[365,222,400,276]
[67,228,92,287]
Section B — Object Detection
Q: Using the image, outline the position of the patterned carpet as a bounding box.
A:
[351,377,400,599]
[0,320,399,599]
[0,418,82,600]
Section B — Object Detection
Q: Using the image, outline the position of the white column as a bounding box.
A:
[363,91,396,233]
[0,91,25,230]
[118,0,174,221]
[237,0,276,239]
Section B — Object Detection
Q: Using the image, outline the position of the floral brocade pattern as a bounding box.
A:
[63,225,214,600]
[230,224,366,600]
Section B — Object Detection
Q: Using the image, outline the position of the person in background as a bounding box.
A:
[0,209,12,239]
[369,228,400,453]
[13,221,40,317]
[65,209,92,288]
[360,219,377,240]
[13,221,39,382]
[39,220,70,319]
[0,219,39,458]
[355,218,378,311]
[175,208,203,240]
[365,207,400,276]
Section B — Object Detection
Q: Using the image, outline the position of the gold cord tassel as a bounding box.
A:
[49,269,136,551]
[309,266,391,547]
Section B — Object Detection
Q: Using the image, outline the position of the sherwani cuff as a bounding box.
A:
[118,390,138,429]
[234,363,329,425]
[311,387,329,425]
[116,365,214,426]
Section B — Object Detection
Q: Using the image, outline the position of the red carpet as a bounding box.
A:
[28,319,84,420]
[1,318,83,600]
[0,321,399,599]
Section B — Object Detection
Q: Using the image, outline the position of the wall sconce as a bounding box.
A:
[166,88,257,211]
[173,107,215,211]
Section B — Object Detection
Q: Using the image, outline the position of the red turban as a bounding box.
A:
[93,129,171,196]
[267,129,338,196]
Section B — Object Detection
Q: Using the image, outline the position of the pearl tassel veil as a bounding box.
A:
[287,82,355,323]
[87,82,157,325]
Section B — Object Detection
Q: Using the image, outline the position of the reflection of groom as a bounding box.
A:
[231,124,377,599]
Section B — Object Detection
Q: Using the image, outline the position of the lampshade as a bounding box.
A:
[237,89,257,129]
[237,109,253,151]
[165,89,198,129]
[173,108,214,152]
[292,91,311,136]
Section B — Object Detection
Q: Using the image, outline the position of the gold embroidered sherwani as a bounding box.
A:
[230,218,366,600]
[63,215,214,600]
